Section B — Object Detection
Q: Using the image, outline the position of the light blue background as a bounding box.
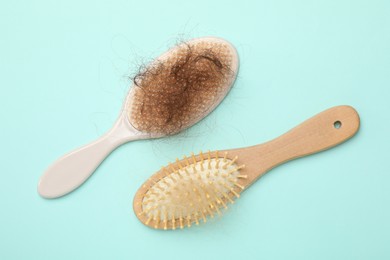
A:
[1,0,389,259]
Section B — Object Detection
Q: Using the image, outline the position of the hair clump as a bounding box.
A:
[128,39,235,135]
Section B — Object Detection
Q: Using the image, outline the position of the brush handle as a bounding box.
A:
[38,116,144,199]
[237,105,360,184]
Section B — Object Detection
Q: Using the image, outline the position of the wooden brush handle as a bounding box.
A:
[235,106,360,184]
[266,105,360,160]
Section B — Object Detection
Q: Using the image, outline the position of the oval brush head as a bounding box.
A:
[133,106,361,230]
[127,37,238,135]
[134,151,246,230]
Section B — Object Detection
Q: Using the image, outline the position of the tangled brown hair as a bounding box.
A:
[128,39,235,135]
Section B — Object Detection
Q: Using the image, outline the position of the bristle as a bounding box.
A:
[223,156,238,169]
[162,167,171,178]
[183,155,190,167]
[154,210,160,229]
[230,179,245,190]
[201,210,207,223]
[199,151,204,171]
[220,190,235,203]
[215,151,220,168]
[145,215,153,225]
[207,150,212,170]
[179,211,184,229]
[187,215,192,228]
[223,152,228,162]
[176,158,183,170]
[163,209,168,230]
[191,152,197,164]
[171,212,176,230]
[169,163,178,174]
[194,213,199,225]
[213,202,222,215]
[140,151,244,230]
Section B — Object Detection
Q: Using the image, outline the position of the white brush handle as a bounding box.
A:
[38,117,144,198]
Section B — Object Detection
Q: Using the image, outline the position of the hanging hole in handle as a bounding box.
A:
[334,120,342,129]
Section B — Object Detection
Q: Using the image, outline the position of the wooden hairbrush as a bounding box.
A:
[133,105,360,230]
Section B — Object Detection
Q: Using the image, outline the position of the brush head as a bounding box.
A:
[133,151,246,230]
[127,37,239,136]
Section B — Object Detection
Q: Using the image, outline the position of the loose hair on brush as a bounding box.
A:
[129,41,233,135]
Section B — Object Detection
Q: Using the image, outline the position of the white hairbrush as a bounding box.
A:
[38,37,239,199]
